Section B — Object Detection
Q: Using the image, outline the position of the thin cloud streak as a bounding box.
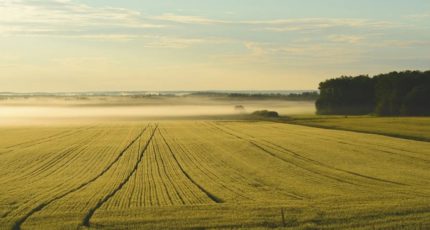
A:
[0,0,165,37]
[154,13,402,31]
[0,0,403,37]
[152,13,226,25]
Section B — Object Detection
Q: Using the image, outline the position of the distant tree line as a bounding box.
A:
[190,92,319,101]
[316,70,430,116]
[251,110,279,118]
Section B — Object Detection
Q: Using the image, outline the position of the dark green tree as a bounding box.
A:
[316,70,430,116]
[316,75,374,115]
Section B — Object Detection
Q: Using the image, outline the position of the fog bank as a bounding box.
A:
[0,98,315,125]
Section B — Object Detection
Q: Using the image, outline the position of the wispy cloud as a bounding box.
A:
[51,56,114,69]
[276,44,365,60]
[214,40,368,66]
[255,18,399,32]
[405,13,430,19]
[0,1,426,53]
[153,13,400,32]
[243,42,269,57]
[376,39,430,48]
[76,34,141,42]
[0,0,164,37]
[143,36,227,48]
[75,33,228,48]
[0,1,407,46]
[327,35,365,44]
[152,13,225,25]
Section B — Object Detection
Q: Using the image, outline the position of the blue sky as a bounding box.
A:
[0,0,429,92]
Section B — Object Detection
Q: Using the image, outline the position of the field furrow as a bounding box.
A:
[1,120,429,229]
[214,122,430,195]
[157,122,305,203]
[81,125,158,227]
[98,128,217,213]
[0,124,147,229]
[0,126,90,153]
[0,128,106,221]
[17,125,150,229]
[4,125,97,151]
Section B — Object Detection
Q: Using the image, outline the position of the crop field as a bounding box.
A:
[0,121,429,229]
[286,115,430,142]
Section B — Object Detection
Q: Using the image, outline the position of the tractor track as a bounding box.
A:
[158,129,223,204]
[11,126,149,230]
[214,123,407,186]
[81,124,158,227]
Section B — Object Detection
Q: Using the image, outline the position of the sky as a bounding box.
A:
[0,0,429,92]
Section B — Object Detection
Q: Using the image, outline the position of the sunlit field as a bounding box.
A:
[1,118,429,229]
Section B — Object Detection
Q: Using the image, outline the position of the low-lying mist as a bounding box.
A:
[0,97,315,125]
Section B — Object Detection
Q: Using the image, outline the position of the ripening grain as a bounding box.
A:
[0,121,429,229]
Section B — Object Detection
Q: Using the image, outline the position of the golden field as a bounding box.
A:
[0,120,429,229]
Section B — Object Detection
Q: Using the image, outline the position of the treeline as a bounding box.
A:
[316,70,430,116]
[190,92,319,101]
[251,110,279,118]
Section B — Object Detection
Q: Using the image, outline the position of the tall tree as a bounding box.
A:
[316,70,430,116]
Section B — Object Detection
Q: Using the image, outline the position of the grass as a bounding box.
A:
[284,115,430,142]
[0,120,429,229]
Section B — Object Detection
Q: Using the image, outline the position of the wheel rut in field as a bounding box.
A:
[260,141,408,186]
[167,127,253,201]
[209,123,361,185]
[0,126,97,157]
[2,131,104,219]
[158,129,223,203]
[150,137,185,205]
[5,125,97,150]
[10,130,104,183]
[315,133,430,164]
[249,142,357,185]
[213,123,407,186]
[81,124,158,227]
[11,125,149,230]
[199,122,307,200]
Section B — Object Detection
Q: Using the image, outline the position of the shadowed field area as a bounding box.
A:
[286,115,430,142]
[0,120,429,229]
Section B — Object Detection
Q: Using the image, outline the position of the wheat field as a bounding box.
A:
[0,121,429,229]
